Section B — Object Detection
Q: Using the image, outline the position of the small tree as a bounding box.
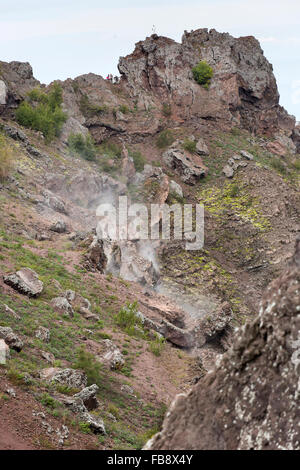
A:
[192,61,213,89]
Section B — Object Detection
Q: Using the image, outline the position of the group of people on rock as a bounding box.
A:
[106,74,119,84]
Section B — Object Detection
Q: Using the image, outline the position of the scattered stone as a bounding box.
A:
[121,385,136,397]
[2,304,21,320]
[195,138,209,156]
[56,425,69,446]
[50,220,67,233]
[42,190,68,215]
[4,268,44,297]
[35,326,51,343]
[41,351,55,364]
[5,388,16,398]
[0,327,24,352]
[79,307,99,322]
[240,150,254,160]
[35,232,52,242]
[51,297,74,317]
[99,340,125,370]
[222,164,234,178]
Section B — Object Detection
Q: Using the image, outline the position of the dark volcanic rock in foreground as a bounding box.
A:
[146,238,300,450]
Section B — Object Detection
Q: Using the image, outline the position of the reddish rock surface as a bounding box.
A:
[146,238,300,450]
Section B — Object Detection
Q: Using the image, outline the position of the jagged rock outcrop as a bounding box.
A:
[0,61,39,114]
[146,238,300,450]
[119,29,296,138]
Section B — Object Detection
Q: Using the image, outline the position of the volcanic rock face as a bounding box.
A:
[119,29,295,136]
[146,238,300,450]
[0,61,39,114]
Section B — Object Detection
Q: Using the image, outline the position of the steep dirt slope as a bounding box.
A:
[0,28,299,450]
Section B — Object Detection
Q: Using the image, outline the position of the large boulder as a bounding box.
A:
[146,238,300,450]
[40,368,87,389]
[4,268,44,297]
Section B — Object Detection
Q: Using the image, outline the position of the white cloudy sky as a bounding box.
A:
[0,0,299,119]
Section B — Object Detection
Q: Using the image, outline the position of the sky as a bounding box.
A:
[0,0,299,120]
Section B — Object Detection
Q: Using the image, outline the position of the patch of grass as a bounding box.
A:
[128,149,146,172]
[79,421,92,434]
[40,393,60,410]
[114,301,140,330]
[270,157,286,174]
[119,105,130,114]
[0,134,14,181]
[148,335,165,357]
[182,139,197,153]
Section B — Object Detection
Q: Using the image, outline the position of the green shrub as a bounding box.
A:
[73,347,102,386]
[114,301,141,330]
[15,83,67,142]
[68,133,97,161]
[192,61,213,89]
[183,139,197,153]
[270,157,286,174]
[292,159,300,171]
[156,130,174,149]
[79,422,92,434]
[129,149,146,172]
[148,335,166,357]
[119,105,130,114]
[40,393,60,410]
